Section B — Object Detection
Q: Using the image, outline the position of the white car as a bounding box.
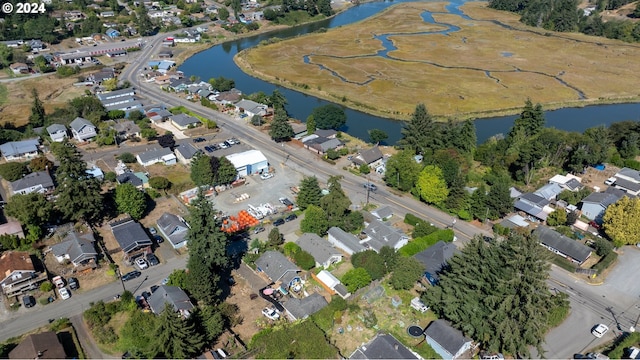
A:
[135,257,149,270]
[591,324,609,338]
[260,173,274,180]
[262,307,279,320]
[219,142,229,149]
[58,287,71,300]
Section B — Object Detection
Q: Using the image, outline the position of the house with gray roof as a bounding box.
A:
[281,292,328,321]
[137,147,177,166]
[353,146,383,167]
[414,241,459,285]
[303,136,343,155]
[314,129,337,138]
[157,212,189,249]
[612,167,640,195]
[533,226,592,265]
[295,233,342,269]
[350,333,419,360]
[371,206,393,221]
[69,117,97,142]
[148,285,194,318]
[109,218,152,260]
[10,171,54,195]
[255,251,300,292]
[96,88,136,106]
[580,187,626,221]
[46,124,68,142]
[116,171,144,189]
[514,192,551,221]
[50,231,97,267]
[0,138,40,161]
[235,99,268,118]
[424,319,473,359]
[174,143,200,165]
[327,227,366,255]
[361,219,409,252]
[533,182,563,201]
[113,120,140,139]
[169,113,201,130]
[499,214,530,230]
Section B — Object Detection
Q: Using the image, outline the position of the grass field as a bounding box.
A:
[236,1,640,120]
[0,75,87,127]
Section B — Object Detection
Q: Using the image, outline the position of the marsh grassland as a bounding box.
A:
[236,2,640,120]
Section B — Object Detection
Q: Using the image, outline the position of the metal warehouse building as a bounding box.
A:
[225,150,269,176]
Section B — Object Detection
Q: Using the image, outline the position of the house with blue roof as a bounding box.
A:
[105,28,120,39]
[0,139,40,161]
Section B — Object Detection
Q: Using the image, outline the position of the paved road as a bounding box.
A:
[0,256,186,342]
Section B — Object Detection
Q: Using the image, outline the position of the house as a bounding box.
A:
[0,138,40,161]
[353,146,384,167]
[215,88,242,104]
[303,136,343,155]
[105,28,120,38]
[579,187,625,221]
[109,218,153,261]
[533,182,563,201]
[28,39,44,52]
[137,147,177,166]
[350,333,419,360]
[10,171,55,196]
[371,206,393,221]
[116,171,144,189]
[147,109,173,124]
[499,214,530,230]
[46,124,68,142]
[69,117,97,142]
[613,167,640,196]
[225,150,268,177]
[513,192,552,221]
[414,241,458,285]
[2,39,24,48]
[168,78,190,92]
[205,4,219,13]
[361,219,410,252]
[158,49,173,58]
[315,270,350,299]
[114,120,141,139]
[50,231,98,267]
[327,227,366,255]
[424,319,473,360]
[295,233,342,269]
[99,10,115,17]
[86,166,104,180]
[0,251,45,297]
[169,113,201,130]
[8,332,67,359]
[87,68,115,84]
[157,212,189,249]
[56,51,93,65]
[281,292,328,321]
[315,129,337,138]
[235,99,268,118]
[148,285,194,318]
[174,143,200,165]
[533,226,593,265]
[106,49,127,58]
[9,62,29,74]
[157,60,176,74]
[96,88,136,107]
[255,251,301,293]
[291,122,308,139]
[549,173,583,192]
[0,221,25,238]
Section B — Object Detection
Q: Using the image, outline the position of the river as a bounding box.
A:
[180,0,640,144]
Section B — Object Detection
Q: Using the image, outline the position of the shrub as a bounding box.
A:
[146,189,161,199]
[117,152,136,163]
[592,252,618,274]
[404,213,422,225]
[546,293,570,327]
[40,281,53,292]
[359,163,370,174]
[412,221,437,238]
[606,332,640,359]
[398,229,454,257]
[283,242,300,257]
[293,250,315,270]
[321,157,335,165]
[623,158,640,170]
[457,209,472,221]
[351,250,386,280]
[104,171,116,182]
[592,237,614,257]
[49,318,71,332]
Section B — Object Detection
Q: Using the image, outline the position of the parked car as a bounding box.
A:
[161,277,169,285]
[154,235,164,244]
[260,173,274,180]
[122,271,142,282]
[363,183,377,191]
[273,218,285,226]
[253,226,265,234]
[279,197,294,207]
[230,138,240,144]
[226,138,237,145]
[23,295,36,308]
[262,307,280,320]
[193,137,206,143]
[148,227,157,235]
[146,253,159,266]
[223,141,232,147]
[591,324,609,338]
[135,257,149,270]
[219,142,229,149]
[52,276,65,288]
[141,291,151,300]
[204,146,214,153]
[58,287,71,300]
[150,285,160,293]
[68,277,79,290]
[285,213,297,222]
[604,177,616,185]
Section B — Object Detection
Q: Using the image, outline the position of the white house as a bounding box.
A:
[315,270,350,299]
[327,227,365,255]
[69,117,97,142]
[424,320,473,359]
[225,150,268,177]
[235,99,268,118]
[0,139,40,161]
[46,124,68,142]
[137,147,177,166]
[361,219,409,252]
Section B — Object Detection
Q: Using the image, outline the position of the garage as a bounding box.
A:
[225,150,269,177]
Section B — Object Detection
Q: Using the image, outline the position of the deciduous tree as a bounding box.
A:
[383,150,423,192]
[415,165,449,205]
[300,205,329,236]
[342,267,371,293]
[368,129,388,144]
[351,250,386,280]
[190,153,214,186]
[149,176,170,190]
[215,156,237,185]
[389,257,425,290]
[546,209,567,226]
[115,183,147,220]
[311,104,346,130]
[603,197,640,247]
[0,162,29,181]
[29,156,53,172]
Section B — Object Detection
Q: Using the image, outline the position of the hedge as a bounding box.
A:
[404,213,423,226]
[592,251,618,274]
[605,331,640,359]
[398,229,454,257]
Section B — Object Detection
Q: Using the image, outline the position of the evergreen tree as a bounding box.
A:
[154,305,205,359]
[399,103,439,155]
[269,89,287,110]
[269,109,294,142]
[29,89,46,127]
[509,99,545,139]
[191,153,214,186]
[296,176,322,210]
[306,115,316,135]
[136,5,155,36]
[215,157,237,185]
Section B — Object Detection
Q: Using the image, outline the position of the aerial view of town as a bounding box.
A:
[1,0,640,358]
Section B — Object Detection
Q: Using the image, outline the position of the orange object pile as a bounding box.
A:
[220,210,260,233]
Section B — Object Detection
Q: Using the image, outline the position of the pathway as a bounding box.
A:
[70,314,115,359]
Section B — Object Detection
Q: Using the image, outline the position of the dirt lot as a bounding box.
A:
[0,75,87,127]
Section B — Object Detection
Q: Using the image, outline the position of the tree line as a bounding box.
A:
[489,0,640,42]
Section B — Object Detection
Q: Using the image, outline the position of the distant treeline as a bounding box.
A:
[488,0,640,43]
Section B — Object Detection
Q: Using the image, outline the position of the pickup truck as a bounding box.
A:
[52,276,65,289]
